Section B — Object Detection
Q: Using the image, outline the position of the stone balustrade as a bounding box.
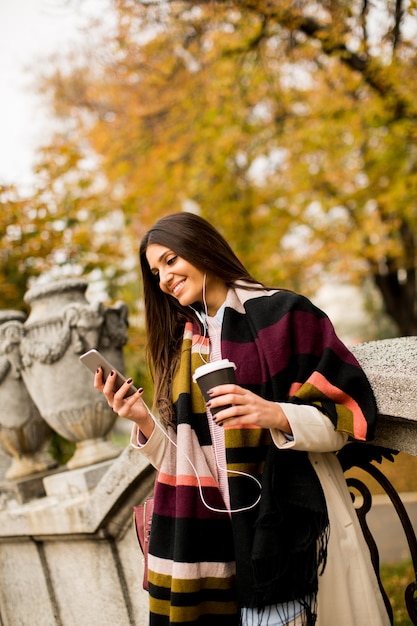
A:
[351,337,417,455]
[0,445,156,626]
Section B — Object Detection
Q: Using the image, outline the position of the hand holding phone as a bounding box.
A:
[80,349,138,397]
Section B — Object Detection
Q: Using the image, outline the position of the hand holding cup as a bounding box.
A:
[193,359,237,421]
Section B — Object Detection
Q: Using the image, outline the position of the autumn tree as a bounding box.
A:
[0,146,129,311]
[0,185,51,311]
[22,0,417,335]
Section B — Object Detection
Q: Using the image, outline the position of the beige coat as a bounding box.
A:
[132,403,391,626]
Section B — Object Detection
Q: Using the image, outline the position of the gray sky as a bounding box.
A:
[0,0,105,189]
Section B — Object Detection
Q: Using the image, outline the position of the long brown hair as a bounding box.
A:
[139,212,261,427]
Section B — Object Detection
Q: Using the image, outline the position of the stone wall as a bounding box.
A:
[0,447,155,626]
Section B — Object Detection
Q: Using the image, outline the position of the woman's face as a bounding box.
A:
[146,244,228,315]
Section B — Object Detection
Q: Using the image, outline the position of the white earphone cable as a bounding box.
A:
[143,401,262,514]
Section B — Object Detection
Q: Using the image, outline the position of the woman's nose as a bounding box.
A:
[158,266,171,289]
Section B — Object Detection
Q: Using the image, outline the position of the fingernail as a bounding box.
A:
[110,370,115,376]
[207,389,214,396]
[206,401,212,408]
[126,378,133,384]
[96,368,101,374]
[138,387,144,393]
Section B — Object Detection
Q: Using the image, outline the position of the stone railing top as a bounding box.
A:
[351,336,417,423]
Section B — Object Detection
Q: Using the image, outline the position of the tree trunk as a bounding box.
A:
[374,268,417,336]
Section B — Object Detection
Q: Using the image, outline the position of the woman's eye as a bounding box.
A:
[167,255,177,266]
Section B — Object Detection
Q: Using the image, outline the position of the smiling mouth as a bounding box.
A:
[172,280,185,296]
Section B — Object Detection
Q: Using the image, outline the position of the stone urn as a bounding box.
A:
[19,279,129,470]
[0,311,56,480]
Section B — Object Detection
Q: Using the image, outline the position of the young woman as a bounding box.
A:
[95,212,390,626]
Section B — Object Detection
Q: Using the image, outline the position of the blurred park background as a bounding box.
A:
[3,0,417,385]
[3,0,417,381]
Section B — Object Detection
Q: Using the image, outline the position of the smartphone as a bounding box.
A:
[79,349,138,397]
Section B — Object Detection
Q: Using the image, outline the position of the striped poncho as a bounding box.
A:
[147,286,377,625]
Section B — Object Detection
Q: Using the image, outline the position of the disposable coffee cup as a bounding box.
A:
[193,359,237,417]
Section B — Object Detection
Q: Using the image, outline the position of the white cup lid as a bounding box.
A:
[193,358,236,381]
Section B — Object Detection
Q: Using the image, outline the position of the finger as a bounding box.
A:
[213,402,250,420]
[101,369,116,392]
[93,366,105,390]
[208,393,248,412]
[94,368,116,410]
[207,383,240,397]
[213,408,235,425]
[114,386,144,409]
[214,407,251,427]
[114,390,147,419]
[113,377,135,400]
[97,370,119,408]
